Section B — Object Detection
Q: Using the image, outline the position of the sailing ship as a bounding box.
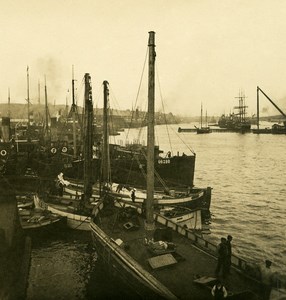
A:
[218,91,251,133]
[89,31,266,299]
[195,103,212,134]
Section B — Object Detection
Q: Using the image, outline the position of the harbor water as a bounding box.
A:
[26,124,285,298]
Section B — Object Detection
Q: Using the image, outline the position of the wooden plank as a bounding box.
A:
[148,254,177,269]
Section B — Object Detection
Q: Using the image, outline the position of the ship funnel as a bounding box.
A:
[1,117,11,142]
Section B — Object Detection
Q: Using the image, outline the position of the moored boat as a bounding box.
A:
[18,194,66,232]
[195,103,212,134]
[37,73,98,231]
[89,31,266,300]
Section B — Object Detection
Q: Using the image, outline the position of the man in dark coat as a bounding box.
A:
[215,237,228,278]
[226,235,233,274]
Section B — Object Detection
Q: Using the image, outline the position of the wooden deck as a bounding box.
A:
[92,203,264,299]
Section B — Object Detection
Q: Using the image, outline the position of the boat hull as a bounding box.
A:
[47,204,91,231]
[90,220,176,300]
[89,201,266,300]
[20,214,67,232]
[64,183,212,222]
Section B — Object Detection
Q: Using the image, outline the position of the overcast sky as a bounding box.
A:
[1,0,286,117]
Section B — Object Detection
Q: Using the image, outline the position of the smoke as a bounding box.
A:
[34,56,69,105]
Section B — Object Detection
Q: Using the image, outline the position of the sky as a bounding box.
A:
[1,0,286,117]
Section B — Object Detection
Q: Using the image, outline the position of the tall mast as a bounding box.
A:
[72,66,77,158]
[83,73,93,204]
[44,76,49,139]
[102,80,110,184]
[145,31,156,232]
[27,66,30,135]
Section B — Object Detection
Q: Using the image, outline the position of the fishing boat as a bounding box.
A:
[0,68,41,178]
[0,176,31,299]
[2,73,209,205]
[61,80,211,222]
[37,73,98,231]
[18,194,66,232]
[63,177,210,217]
[195,103,212,134]
[218,91,251,133]
[89,31,268,299]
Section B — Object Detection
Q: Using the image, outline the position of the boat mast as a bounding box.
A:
[145,31,156,233]
[26,66,30,137]
[102,80,110,184]
[44,76,50,140]
[71,66,77,158]
[83,73,93,203]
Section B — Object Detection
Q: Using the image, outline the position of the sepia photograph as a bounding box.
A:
[0,1,285,299]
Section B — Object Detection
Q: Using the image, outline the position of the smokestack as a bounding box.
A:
[1,117,11,142]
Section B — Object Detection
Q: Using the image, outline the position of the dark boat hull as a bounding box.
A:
[31,149,196,189]
[90,218,175,299]
[90,202,266,300]
[110,154,196,188]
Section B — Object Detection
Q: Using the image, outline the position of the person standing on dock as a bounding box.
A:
[215,237,228,278]
[226,235,233,274]
[260,260,274,300]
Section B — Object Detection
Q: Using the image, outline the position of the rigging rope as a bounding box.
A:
[126,45,149,141]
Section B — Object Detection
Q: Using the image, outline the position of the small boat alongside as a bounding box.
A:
[18,194,66,232]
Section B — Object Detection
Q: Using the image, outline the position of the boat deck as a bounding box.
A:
[94,203,264,299]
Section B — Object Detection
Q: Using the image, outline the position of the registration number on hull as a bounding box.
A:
[157,159,171,164]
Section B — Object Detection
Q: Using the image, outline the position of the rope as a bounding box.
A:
[155,64,195,155]
[72,215,90,230]
[126,45,149,140]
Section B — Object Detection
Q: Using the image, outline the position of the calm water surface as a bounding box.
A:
[115,124,286,274]
[27,124,286,298]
